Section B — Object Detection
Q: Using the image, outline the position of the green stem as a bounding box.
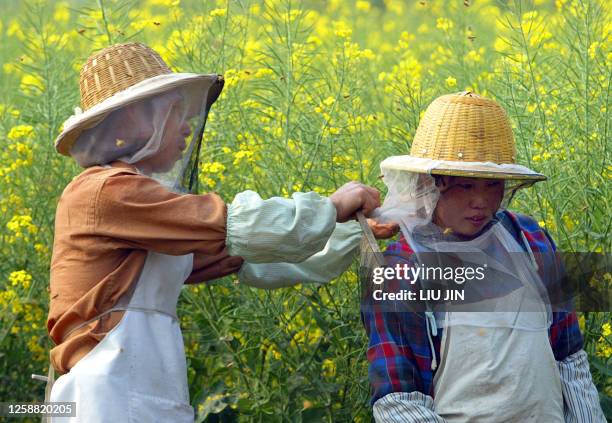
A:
[96,0,113,45]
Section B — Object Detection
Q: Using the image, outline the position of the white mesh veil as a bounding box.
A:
[371,165,552,331]
[371,170,439,232]
[69,78,222,193]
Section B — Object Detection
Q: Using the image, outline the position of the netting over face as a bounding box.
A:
[372,171,439,232]
[70,85,211,192]
[369,168,551,330]
[379,156,542,207]
[373,169,535,230]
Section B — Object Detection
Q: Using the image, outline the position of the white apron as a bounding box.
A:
[433,310,565,422]
[50,251,195,422]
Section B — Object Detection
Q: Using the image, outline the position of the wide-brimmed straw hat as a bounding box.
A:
[381,92,546,181]
[55,42,224,156]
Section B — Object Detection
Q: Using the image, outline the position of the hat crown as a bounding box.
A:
[79,42,172,111]
[410,92,516,164]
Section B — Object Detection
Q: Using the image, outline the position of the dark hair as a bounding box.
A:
[433,175,456,187]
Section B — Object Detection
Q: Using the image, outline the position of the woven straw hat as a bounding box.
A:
[381,92,546,181]
[55,42,224,156]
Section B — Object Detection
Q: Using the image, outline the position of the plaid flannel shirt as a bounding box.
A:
[361,210,584,405]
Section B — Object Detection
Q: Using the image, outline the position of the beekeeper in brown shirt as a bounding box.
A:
[46,42,388,422]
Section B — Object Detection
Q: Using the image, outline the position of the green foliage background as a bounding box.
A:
[0,0,610,421]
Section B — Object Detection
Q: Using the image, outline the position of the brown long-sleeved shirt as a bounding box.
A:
[48,161,230,373]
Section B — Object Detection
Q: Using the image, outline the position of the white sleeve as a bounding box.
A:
[226,190,336,263]
[238,221,362,288]
[557,349,606,423]
[373,392,448,423]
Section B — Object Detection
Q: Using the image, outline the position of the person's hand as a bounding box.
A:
[368,219,399,239]
[329,181,381,222]
[186,249,244,284]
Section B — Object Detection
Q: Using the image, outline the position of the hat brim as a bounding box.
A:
[381,155,547,181]
[55,73,224,156]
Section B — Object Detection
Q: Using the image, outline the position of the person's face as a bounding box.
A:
[433,176,505,237]
[131,91,193,173]
[147,100,192,173]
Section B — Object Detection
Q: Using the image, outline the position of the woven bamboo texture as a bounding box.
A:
[79,42,172,111]
[410,92,516,164]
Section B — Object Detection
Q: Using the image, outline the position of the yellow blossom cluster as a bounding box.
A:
[596,321,612,359]
[7,125,34,140]
[200,161,226,188]
[5,214,38,243]
[9,270,32,290]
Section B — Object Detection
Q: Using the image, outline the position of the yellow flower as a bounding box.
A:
[333,20,352,39]
[249,4,261,15]
[386,0,403,15]
[209,8,226,18]
[562,214,578,231]
[35,243,49,255]
[6,214,38,239]
[9,270,32,290]
[306,35,322,46]
[465,48,484,63]
[223,69,241,88]
[233,149,254,165]
[27,336,46,362]
[494,37,510,53]
[53,2,70,22]
[8,125,34,141]
[12,297,24,314]
[0,104,20,118]
[356,1,371,12]
[603,323,611,337]
[20,74,45,95]
[201,161,226,174]
[322,96,335,106]
[578,314,586,332]
[436,18,453,32]
[527,103,538,114]
[396,31,414,50]
[360,48,375,60]
[445,76,457,87]
[7,20,25,40]
[413,23,428,35]
[430,45,452,65]
[588,41,599,59]
[596,337,612,358]
[322,358,336,377]
[253,68,273,78]
[150,0,180,5]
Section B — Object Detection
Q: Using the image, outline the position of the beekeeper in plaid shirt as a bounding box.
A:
[361,92,605,422]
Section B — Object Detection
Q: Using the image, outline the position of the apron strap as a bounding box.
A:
[35,353,56,423]
[44,360,55,402]
[63,305,178,340]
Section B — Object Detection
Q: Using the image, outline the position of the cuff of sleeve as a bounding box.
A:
[374,392,445,422]
[374,391,435,410]
[557,349,606,422]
